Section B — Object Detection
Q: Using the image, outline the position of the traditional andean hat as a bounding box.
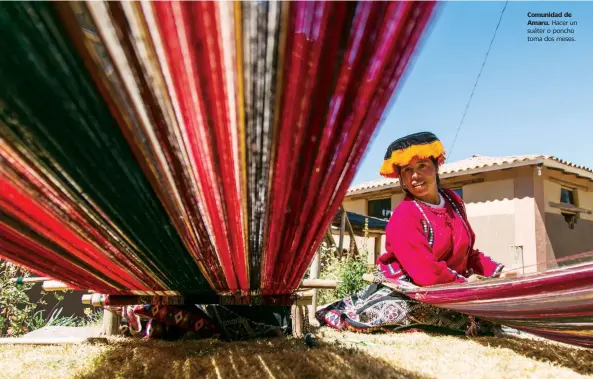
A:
[379,132,446,179]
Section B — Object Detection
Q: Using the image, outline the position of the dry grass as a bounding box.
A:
[318,329,593,378]
[0,328,591,379]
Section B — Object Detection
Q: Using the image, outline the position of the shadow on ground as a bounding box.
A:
[472,335,593,375]
[75,336,431,379]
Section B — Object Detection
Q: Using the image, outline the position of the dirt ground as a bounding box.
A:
[0,327,591,379]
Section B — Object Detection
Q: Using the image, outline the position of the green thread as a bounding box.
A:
[0,3,212,294]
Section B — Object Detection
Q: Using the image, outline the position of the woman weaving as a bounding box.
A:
[376,132,504,286]
[316,132,508,335]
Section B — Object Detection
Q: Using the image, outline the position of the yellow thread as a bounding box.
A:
[234,2,250,286]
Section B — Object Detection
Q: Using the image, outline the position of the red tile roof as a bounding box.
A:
[347,155,593,196]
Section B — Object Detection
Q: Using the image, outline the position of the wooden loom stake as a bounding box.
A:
[309,251,321,324]
[291,303,303,338]
[102,308,121,336]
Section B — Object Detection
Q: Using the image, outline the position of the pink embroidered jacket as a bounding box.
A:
[377,188,503,287]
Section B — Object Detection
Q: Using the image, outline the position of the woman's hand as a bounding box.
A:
[466,274,483,283]
[467,271,517,283]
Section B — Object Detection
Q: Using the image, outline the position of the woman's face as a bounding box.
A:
[399,158,438,198]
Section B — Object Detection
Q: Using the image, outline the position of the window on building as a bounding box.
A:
[368,198,392,220]
[452,188,463,199]
[560,188,575,205]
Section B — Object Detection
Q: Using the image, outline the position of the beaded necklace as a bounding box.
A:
[412,189,472,248]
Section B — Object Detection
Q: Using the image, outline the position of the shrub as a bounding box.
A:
[1,260,102,336]
[335,257,370,299]
[315,242,373,307]
[0,260,38,336]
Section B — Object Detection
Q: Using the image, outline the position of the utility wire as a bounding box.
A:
[447,1,509,161]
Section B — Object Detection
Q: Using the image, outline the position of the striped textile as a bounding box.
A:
[0,1,436,299]
[385,255,593,349]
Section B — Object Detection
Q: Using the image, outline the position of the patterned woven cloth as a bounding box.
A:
[315,283,499,336]
[120,304,291,341]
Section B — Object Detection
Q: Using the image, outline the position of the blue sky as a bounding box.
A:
[352,1,593,186]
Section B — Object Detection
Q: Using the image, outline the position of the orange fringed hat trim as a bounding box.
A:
[379,133,446,179]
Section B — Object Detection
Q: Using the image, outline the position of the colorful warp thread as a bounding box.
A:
[387,255,593,349]
[0,2,437,298]
[1,2,592,350]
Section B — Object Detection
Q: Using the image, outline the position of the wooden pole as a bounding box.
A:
[0,337,107,345]
[42,280,71,292]
[102,308,121,336]
[373,235,382,264]
[294,290,313,305]
[338,209,346,257]
[308,252,321,323]
[82,293,104,306]
[325,229,338,258]
[342,206,359,258]
[362,273,418,294]
[291,304,303,338]
[9,277,50,284]
[300,279,338,288]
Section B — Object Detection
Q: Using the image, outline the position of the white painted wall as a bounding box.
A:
[327,234,376,263]
[343,199,367,215]
[463,179,537,273]
[390,193,405,210]
[579,189,593,222]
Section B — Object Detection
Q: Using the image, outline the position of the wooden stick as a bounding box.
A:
[82,291,317,307]
[295,290,313,306]
[0,337,108,345]
[42,280,72,292]
[338,209,346,256]
[341,206,359,258]
[300,279,339,289]
[309,252,321,322]
[362,273,382,284]
[362,273,408,293]
[81,294,96,305]
[325,229,337,252]
[9,277,50,284]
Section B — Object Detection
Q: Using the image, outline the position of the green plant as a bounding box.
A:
[28,307,103,329]
[315,242,373,306]
[1,260,102,336]
[0,260,37,336]
[83,306,104,326]
[335,257,370,299]
[27,310,49,331]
